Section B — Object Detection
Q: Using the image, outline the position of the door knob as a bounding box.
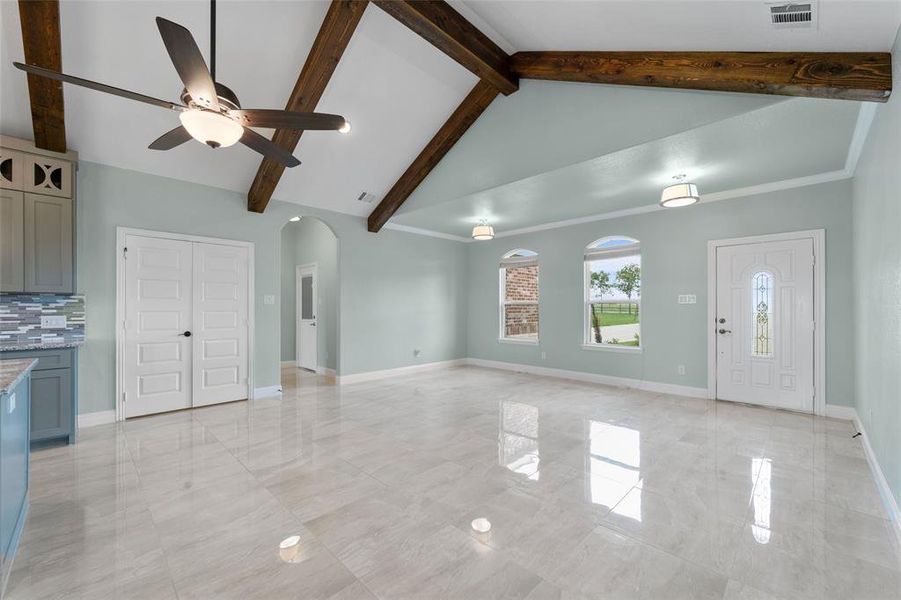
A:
[718,318,726,324]
[310,323,316,327]
[179,331,192,337]
[718,328,731,335]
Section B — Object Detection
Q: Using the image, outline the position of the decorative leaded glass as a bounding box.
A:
[752,272,774,357]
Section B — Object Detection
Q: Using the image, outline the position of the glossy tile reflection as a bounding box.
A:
[5,365,900,599]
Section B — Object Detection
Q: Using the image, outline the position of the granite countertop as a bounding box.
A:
[0,358,38,395]
[0,340,85,352]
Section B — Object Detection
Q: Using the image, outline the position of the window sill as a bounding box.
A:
[581,343,642,354]
[498,338,539,346]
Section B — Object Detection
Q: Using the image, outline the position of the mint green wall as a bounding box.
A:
[75,161,468,414]
[466,180,854,406]
[280,217,338,370]
[852,26,901,502]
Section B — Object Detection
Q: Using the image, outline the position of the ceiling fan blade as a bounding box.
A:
[155,17,219,111]
[230,110,346,131]
[13,62,183,110]
[239,129,300,168]
[148,126,192,150]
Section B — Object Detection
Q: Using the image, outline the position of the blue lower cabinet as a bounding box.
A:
[1,372,30,593]
[2,348,77,445]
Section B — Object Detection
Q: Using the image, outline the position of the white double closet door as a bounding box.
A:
[124,234,249,418]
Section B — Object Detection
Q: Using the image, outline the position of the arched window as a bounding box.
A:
[583,237,641,348]
[499,249,539,343]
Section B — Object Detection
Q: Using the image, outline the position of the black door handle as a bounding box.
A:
[179,331,192,337]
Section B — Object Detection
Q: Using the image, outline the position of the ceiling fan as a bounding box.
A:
[13,1,349,167]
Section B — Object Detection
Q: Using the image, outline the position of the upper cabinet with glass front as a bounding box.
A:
[0,137,77,294]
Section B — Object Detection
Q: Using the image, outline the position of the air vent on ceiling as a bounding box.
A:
[357,191,377,204]
[768,2,816,29]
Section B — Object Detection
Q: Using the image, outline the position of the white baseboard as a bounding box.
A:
[280,360,296,367]
[316,367,337,377]
[77,410,116,429]
[253,385,283,399]
[465,358,708,399]
[851,410,901,550]
[337,359,467,385]
[824,404,858,420]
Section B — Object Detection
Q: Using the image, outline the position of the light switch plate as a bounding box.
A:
[8,392,15,414]
[263,295,276,305]
[41,315,67,328]
[677,294,697,305]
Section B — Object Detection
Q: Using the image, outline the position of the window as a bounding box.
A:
[499,249,539,343]
[584,237,641,348]
[751,271,774,357]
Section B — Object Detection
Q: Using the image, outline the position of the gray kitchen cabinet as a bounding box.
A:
[23,193,73,294]
[1,349,77,445]
[0,189,24,292]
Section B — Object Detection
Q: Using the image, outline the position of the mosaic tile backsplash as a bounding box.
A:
[0,294,86,349]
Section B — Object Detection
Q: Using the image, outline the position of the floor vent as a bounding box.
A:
[768,2,816,29]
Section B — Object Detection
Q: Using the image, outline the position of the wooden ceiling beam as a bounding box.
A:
[18,0,67,152]
[510,51,892,103]
[367,79,499,232]
[247,0,368,213]
[373,0,517,96]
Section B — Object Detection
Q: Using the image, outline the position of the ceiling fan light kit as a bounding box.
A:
[12,0,348,168]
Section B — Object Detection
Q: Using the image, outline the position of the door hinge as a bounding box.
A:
[122,391,127,403]
[123,246,128,259]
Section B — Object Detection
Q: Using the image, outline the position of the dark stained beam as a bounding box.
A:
[247,0,368,213]
[510,51,892,103]
[367,80,499,232]
[373,0,517,96]
[18,0,66,151]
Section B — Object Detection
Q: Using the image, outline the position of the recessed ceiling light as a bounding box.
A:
[660,174,700,208]
[471,518,492,533]
[289,216,301,222]
[338,120,351,134]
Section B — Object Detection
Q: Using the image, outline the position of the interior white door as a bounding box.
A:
[715,238,815,412]
[124,235,193,418]
[192,242,249,406]
[296,267,317,371]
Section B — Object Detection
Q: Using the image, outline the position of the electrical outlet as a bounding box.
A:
[541,351,547,360]
[41,315,67,329]
[677,365,686,376]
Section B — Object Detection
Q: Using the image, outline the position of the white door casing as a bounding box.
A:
[123,235,193,418]
[296,264,317,371]
[192,243,249,407]
[715,238,815,412]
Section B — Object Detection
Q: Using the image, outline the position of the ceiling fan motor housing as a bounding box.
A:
[180,81,241,112]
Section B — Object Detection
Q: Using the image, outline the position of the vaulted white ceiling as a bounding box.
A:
[1,1,898,232]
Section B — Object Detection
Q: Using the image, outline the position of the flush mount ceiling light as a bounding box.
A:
[289,216,301,222]
[179,109,243,148]
[471,220,495,241]
[471,518,492,533]
[660,175,700,208]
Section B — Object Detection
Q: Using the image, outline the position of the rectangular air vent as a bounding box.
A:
[769,2,816,29]
[357,192,377,204]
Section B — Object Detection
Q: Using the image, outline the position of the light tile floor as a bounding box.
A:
[6,366,901,599]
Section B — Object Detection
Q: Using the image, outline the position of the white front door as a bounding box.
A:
[123,234,250,418]
[715,238,815,412]
[192,242,249,406]
[124,235,193,418]
[296,266,317,371]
